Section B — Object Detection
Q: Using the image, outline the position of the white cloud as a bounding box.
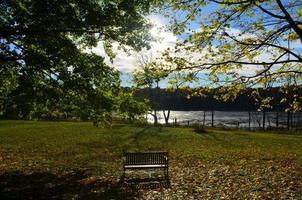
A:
[88,21,301,85]
[88,15,177,72]
[170,27,301,80]
[219,27,302,76]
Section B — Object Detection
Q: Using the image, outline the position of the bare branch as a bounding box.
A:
[256,4,286,20]
[0,27,104,37]
[186,59,301,71]
[224,32,302,61]
[209,0,250,5]
[276,0,302,40]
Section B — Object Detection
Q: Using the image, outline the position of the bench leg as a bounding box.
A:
[164,168,170,187]
[123,167,126,179]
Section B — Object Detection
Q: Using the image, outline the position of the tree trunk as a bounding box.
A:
[163,109,170,126]
[248,111,251,130]
[290,112,293,128]
[276,111,279,127]
[287,111,290,130]
[149,110,158,126]
[203,111,206,126]
[262,110,266,130]
[211,110,214,127]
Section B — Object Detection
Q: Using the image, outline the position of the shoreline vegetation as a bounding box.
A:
[0,120,301,199]
[134,87,302,111]
[6,110,300,130]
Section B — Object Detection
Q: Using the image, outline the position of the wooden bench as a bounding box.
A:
[123,151,169,184]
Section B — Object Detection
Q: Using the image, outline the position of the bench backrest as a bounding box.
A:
[124,152,168,166]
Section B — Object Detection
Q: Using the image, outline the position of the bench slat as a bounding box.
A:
[124,152,168,166]
[124,164,167,168]
[123,152,170,186]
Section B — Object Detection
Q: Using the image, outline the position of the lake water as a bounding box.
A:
[147,111,302,128]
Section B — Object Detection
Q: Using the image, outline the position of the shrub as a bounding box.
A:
[193,124,207,134]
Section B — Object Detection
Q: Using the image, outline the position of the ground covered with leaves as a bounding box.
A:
[0,121,301,199]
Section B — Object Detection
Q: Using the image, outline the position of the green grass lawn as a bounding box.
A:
[0,120,301,199]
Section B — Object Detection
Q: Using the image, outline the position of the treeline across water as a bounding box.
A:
[133,87,302,130]
[133,87,299,111]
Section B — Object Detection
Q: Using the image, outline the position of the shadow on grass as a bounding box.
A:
[0,170,139,200]
[110,124,128,129]
[130,126,164,142]
[198,132,223,141]
[125,126,166,149]
[132,127,151,143]
[122,177,170,189]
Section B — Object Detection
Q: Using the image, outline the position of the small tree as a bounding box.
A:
[133,55,168,125]
[118,90,149,123]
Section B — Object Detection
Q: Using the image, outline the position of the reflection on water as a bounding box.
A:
[147,111,302,128]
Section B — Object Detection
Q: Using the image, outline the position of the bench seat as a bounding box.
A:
[124,164,167,169]
[123,151,170,185]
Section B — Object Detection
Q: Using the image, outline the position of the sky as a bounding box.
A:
[91,14,177,72]
[88,2,301,88]
[89,14,178,87]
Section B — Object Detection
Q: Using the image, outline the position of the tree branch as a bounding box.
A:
[187,59,301,71]
[209,0,250,5]
[256,4,286,20]
[0,27,104,37]
[224,32,302,62]
[276,0,302,40]
[239,52,288,81]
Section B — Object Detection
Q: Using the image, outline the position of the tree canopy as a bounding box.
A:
[0,0,155,120]
[2,0,302,120]
[159,0,302,111]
